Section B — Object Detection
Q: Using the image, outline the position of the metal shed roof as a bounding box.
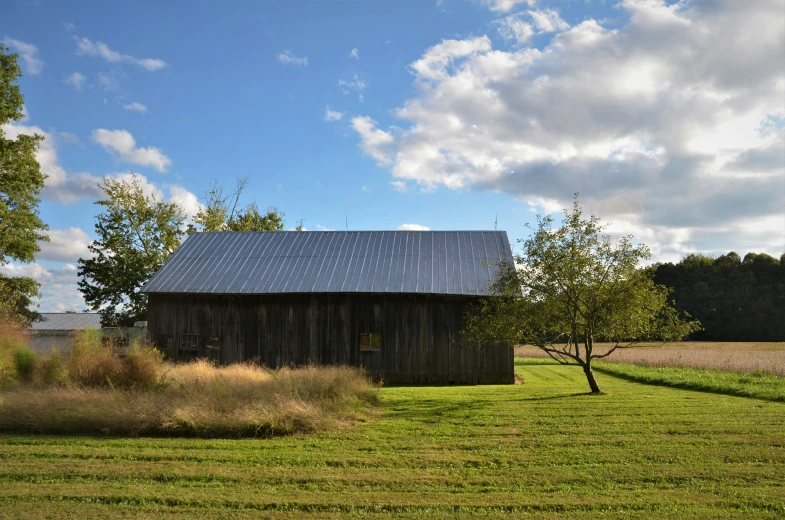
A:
[142,231,513,296]
[30,313,102,331]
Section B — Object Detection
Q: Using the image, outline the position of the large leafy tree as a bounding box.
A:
[78,175,185,326]
[464,197,700,393]
[188,176,284,233]
[0,44,48,325]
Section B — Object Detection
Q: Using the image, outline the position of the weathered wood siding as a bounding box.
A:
[147,293,513,385]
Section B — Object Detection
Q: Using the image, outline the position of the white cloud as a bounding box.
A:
[2,37,44,75]
[75,37,167,71]
[352,0,785,261]
[361,186,371,192]
[63,22,76,32]
[324,106,343,121]
[63,72,87,91]
[315,225,334,231]
[0,263,86,313]
[338,74,367,101]
[167,184,200,219]
[2,122,103,203]
[408,37,491,81]
[390,180,408,193]
[122,102,148,113]
[92,129,171,173]
[351,116,394,165]
[397,223,430,231]
[349,48,360,59]
[494,9,569,45]
[277,50,308,67]
[37,228,93,263]
[478,0,536,13]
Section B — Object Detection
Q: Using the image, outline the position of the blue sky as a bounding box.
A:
[2,0,784,312]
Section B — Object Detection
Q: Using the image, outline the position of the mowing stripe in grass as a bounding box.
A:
[593,362,785,402]
[1,364,783,519]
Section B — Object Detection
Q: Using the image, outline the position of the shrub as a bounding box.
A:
[13,346,35,383]
[0,321,31,388]
[33,351,69,387]
[66,330,124,387]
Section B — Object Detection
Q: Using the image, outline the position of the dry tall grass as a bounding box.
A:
[515,342,785,375]
[0,329,378,437]
[0,361,377,437]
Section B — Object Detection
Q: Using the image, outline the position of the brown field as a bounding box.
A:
[515,341,785,375]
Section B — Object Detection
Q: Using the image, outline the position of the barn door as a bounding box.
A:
[205,336,222,363]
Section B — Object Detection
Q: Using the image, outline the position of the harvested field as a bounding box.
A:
[515,342,785,375]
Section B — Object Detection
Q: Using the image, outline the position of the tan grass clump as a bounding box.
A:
[0,360,377,437]
[515,342,785,375]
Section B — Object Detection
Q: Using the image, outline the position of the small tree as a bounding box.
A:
[188,176,285,233]
[464,197,700,393]
[77,175,186,326]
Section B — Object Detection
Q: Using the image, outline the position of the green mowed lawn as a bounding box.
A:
[1,361,783,519]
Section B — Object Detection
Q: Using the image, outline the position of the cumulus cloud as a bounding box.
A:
[0,263,86,313]
[167,184,201,219]
[494,9,569,45]
[478,0,536,13]
[75,37,167,71]
[92,129,171,172]
[122,102,147,113]
[277,50,308,67]
[315,225,334,231]
[2,122,103,202]
[63,72,86,90]
[351,116,394,165]
[37,228,93,263]
[324,106,343,122]
[352,0,785,260]
[2,37,44,75]
[397,223,430,231]
[349,48,359,59]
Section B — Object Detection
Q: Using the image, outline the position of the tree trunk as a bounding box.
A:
[583,362,602,393]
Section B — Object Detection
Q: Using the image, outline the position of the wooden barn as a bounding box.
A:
[142,231,515,385]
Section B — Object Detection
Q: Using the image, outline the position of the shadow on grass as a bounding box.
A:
[593,366,785,403]
[522,391,595,401]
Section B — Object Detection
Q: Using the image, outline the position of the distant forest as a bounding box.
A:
[651,252,785,342]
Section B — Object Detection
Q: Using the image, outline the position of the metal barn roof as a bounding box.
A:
[142,231,513,296]
[30,313,102,331]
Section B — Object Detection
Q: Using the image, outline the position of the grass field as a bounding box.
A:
[1,359,784,518]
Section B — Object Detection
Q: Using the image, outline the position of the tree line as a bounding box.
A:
[649,252,785,342]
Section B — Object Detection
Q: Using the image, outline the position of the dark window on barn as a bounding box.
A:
[360,333,381,351]
[180,334,198,351]
[158,335,174,351]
